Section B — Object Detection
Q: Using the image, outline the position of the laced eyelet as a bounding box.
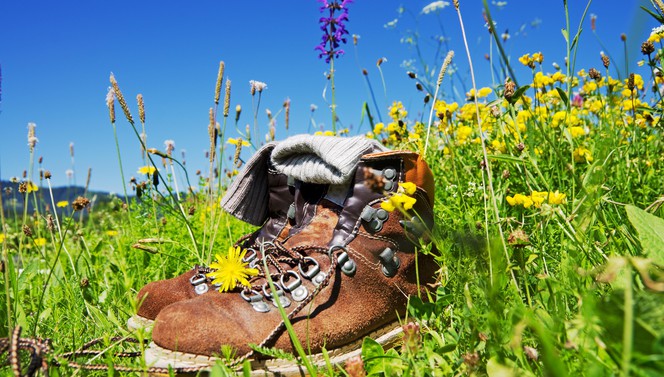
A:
[328,245,357,276]
[240,289,270,313]
[299,256,326,287]
[262,282,291,308]
[280,270,308,302]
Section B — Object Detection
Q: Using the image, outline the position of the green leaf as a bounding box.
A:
[487,154,531,165]
[361,337,384,361]
[641,6,664,24]
[508,85,531,105]
[625,205,664,263]
[407,296,437,319]
[248,343,295,361]
[555,87,569,107]
[561,28,569,43]
[487,357,515,377]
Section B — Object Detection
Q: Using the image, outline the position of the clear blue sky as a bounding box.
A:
[0,0,654,194]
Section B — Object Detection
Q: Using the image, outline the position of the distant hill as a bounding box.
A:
[0,180,126,216]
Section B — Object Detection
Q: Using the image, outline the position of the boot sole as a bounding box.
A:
[144,320,403,376]
[128,315,155,331]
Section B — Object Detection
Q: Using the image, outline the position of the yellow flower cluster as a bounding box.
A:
[506,190,566,209]
[519,52,543,67]
[381,182,417,212]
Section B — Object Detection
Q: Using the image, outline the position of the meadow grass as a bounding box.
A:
[2,1,664,376]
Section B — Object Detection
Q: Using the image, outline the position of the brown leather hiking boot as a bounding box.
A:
[146,146,436,374]
[128,144,296,330]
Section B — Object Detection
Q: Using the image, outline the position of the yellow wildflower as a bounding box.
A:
[551,71,566,83]
[24,182,39,193]
[381,182,418,212]
[105,230,119,237]
[56,201,69,208]
[456,125,473,143]
[207,246,259,292]
[573,146,593,163]
[226,137,251,146]
[530,191,548,208]
[373,122,385,134]
[533,72,553,88]
[34,237,47,247]
[548,191,567,205]
[568,126,586,138]
[138,166,157,175]
[0,233,4,243]
[400,182,417,195]
[518,54,532,66]
[531,52,544,64]
[583,81,597,93]
[389,101,408,121]
[506,193,534,208]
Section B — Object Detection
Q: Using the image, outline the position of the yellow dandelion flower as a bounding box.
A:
[226,138,251,147]
[56,201,69,208]
[138,166,157,175]
[34,237,47,247]
[207,246,259,292]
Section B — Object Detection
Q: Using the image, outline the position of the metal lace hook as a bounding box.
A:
[327,245,357,276]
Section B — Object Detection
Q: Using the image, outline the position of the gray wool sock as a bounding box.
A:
[220,142,276,226]
[271,134,388,184]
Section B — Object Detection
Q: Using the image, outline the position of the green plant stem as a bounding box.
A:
[111,122,132,220]
[261,248,317,376]
[622,262,634,377]
[457,1,518,291]
[330,57,337,133]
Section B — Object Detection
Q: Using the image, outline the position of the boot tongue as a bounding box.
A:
[271,135,388,184]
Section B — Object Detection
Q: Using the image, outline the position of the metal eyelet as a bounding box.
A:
[299,257,326,287]
[262,282,291,308]
[280,271,308,302]
[361,205,389,233]
[378,248,401,277]
[328,245,356,276]
[241,289,270,313]
[242,248,257,263]
[189,273,209,295]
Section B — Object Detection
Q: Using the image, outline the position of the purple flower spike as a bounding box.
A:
[316,0,352,63]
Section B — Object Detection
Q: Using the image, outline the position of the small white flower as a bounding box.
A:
[384,18,398,28]
[249,80,267,94]
[651,25,664,35]
[422,1,450,14]
[164,139,175,155]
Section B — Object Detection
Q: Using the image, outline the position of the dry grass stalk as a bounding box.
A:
[109,73,134,124]
[215,61,225,105]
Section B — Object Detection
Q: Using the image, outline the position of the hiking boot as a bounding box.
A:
[146,136,436,374]
[128,143,295,330]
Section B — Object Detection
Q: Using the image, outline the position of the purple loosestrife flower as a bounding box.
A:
[315,0,352,63]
